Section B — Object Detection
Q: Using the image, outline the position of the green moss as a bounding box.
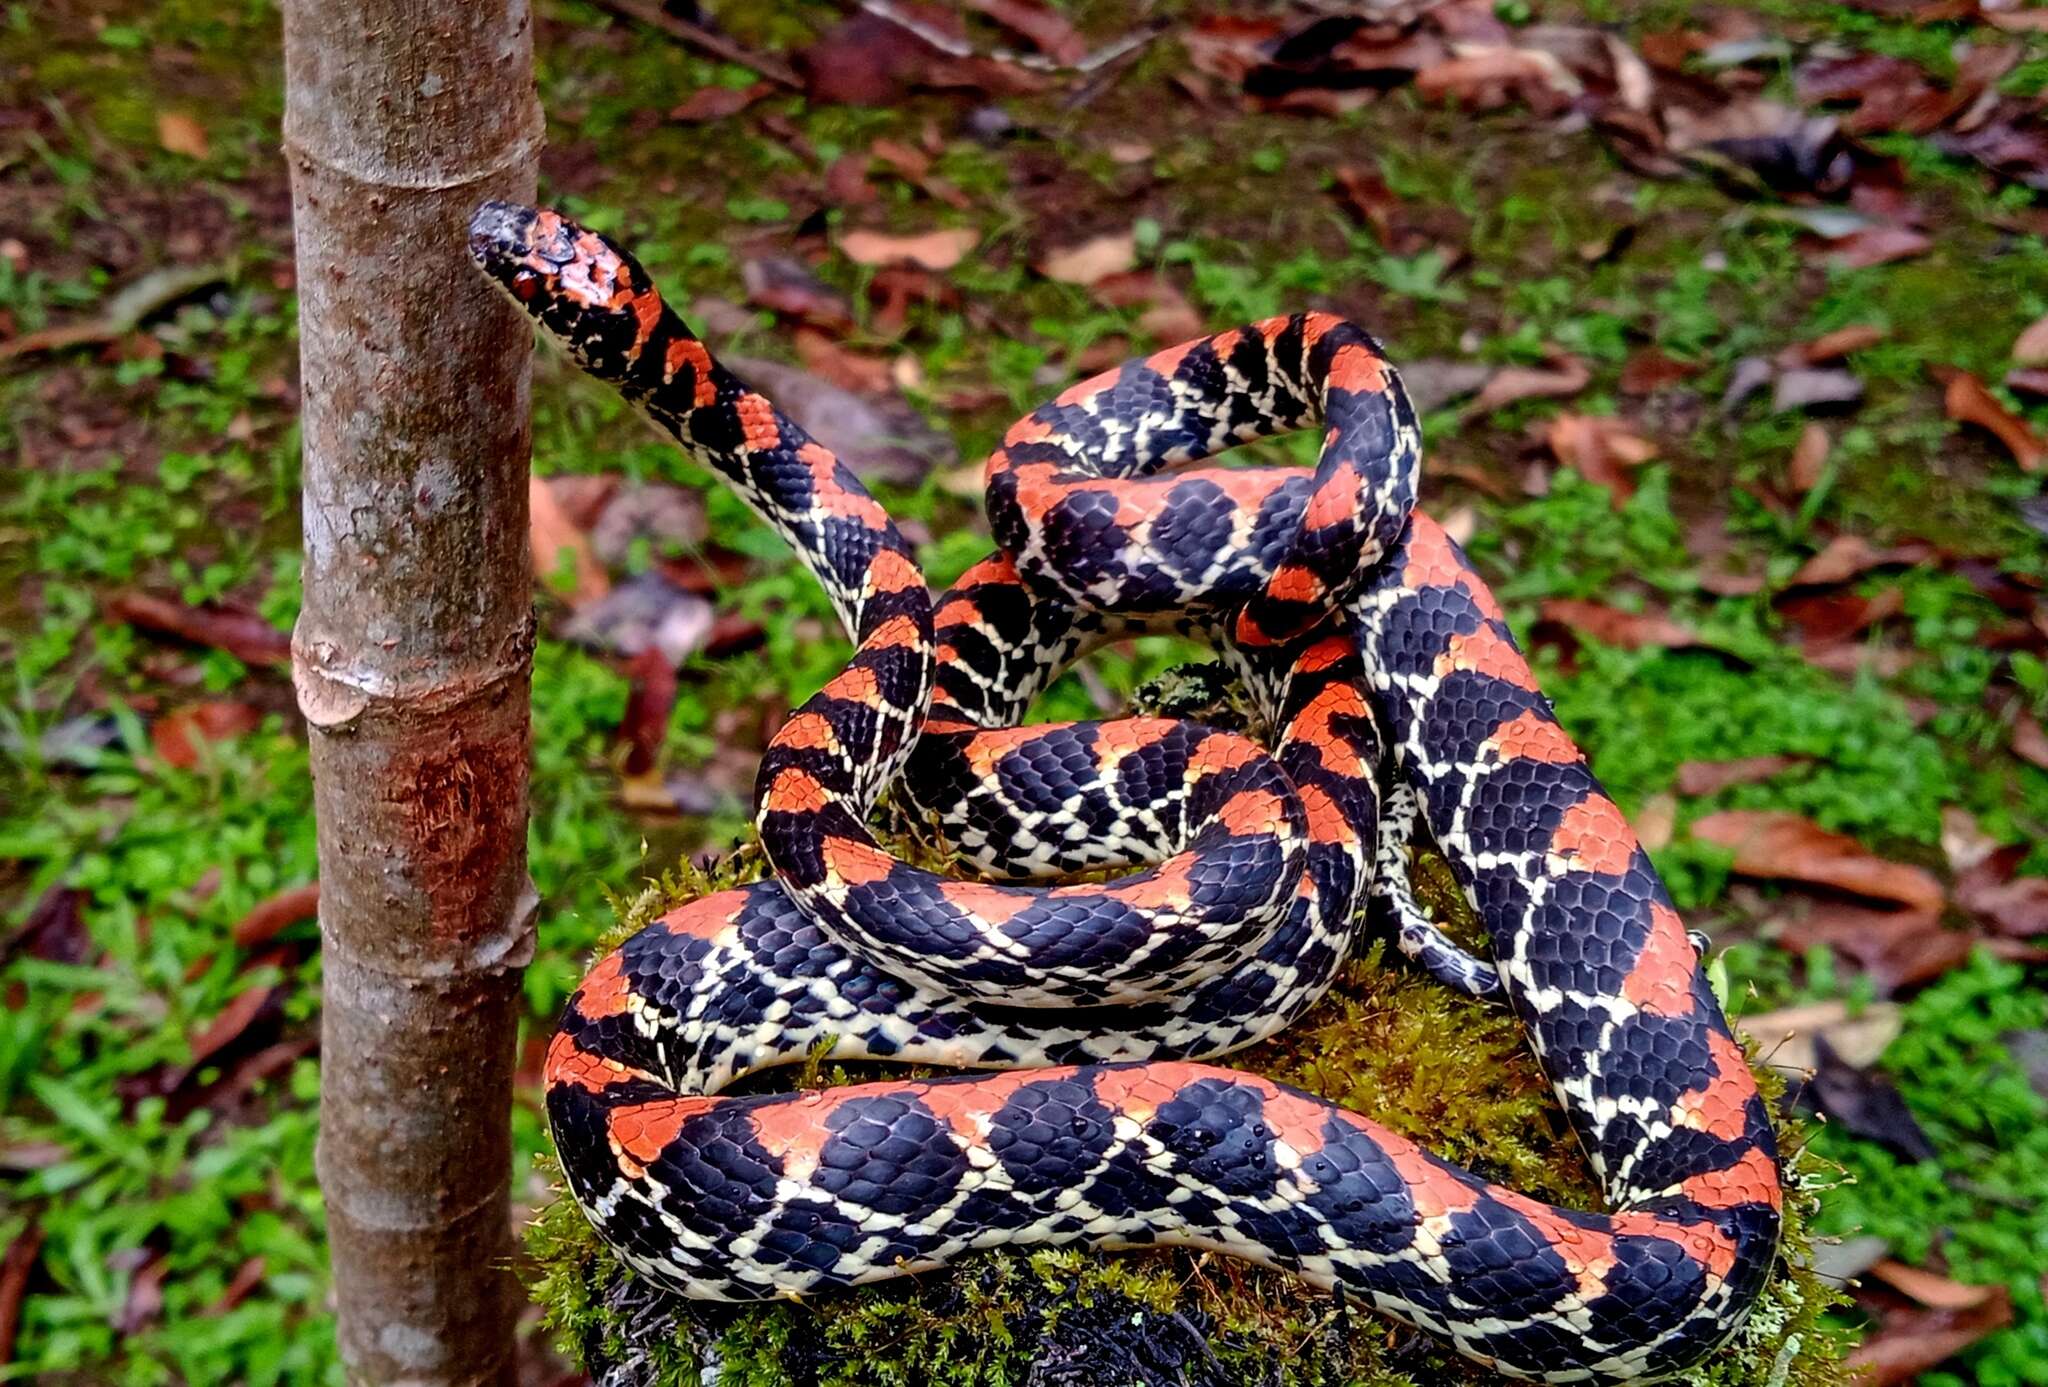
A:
[523,704,1851,1385]
[1808,953,2048,1386]
[525,941,1848,1384]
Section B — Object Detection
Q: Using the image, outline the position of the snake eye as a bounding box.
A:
[512,269,540,301]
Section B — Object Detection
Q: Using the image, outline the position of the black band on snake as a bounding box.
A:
[468,201,1781,1384]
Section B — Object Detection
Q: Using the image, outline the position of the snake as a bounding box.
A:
[468,201,1782,1383]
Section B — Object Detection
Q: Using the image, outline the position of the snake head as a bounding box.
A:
[467,200,671,379]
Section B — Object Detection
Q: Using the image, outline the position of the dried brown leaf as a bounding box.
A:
[563,572,715,666]
[115,1255,166,1335]
[1037,231,1137,285]
[201,1033,319,1117]
[1800,641,1917,678]
[1691,810,1945,912]
[1788,422,1831,493]
[188,982,286,1071]
[1867,1260,2004,1310]
[1950,815,2048,937]
[705,612,767,658]
[2013,311,2048,365]
[1933,364,2046,471]
[796,11,1046,104]
[1633,792,1677,853]
[1987,6,2048,32]
[1539,598,1699,650]
[868,137,932,179]
[864,137,970,210]
[1772,366,1864,412]
[231,883,320,950]
[157,112,209,160]
[1739,998,1902,1073]
[1778,584,1904,646]
[547,475,620,531]
[1618,349,1698,395]
[1085,269,1166,311]
[588,482,706,569]
[1698,566,1767,597]
[1942,805,2002,876]
[669,81,773,122]
[620,646,678,778]
[1181,15,1282,85]
[1936,106,2048,193]
[1774,900,1963,991]
[0,263,226,365]
[966,0,1086,65]
[1847,1286,2012,1386]
[1544,414,1659,499]
[1675,755,1803,797]
[1089,270,1203,343]
[1329,165,1455,257]
[2014,712,2048,770]
[1792,323,1886,364]
[1467,353,1591,415]
[1066,336,1134,377]
[0,1224,42,1364]
[1332,164,1401,239]
[103,591,290,665]
[2004,366,2048,399]
[1827,224,1932,268]
[839,226,979,271]
[205,1256,267,1317]
[794,328,895,394]
[529,474,610,607]
[1804,1025,1941,1156]
[5,886,89,968]
[1666,99,1850,193]
[1416,48,1579,108]
[741,256,855,331]
[1795,51,1960,137]
[1788,535,1936,587]
[1399,361,1495,417]
[1636,28,1703,73]
[823,153,877,207]
[151,701,263,769]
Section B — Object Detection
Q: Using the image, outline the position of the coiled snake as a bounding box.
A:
[468,201,1781,1383]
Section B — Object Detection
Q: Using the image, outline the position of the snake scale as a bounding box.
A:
[468,200,1781,1383]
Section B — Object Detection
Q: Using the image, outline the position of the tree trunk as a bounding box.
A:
[281,4,543,1383]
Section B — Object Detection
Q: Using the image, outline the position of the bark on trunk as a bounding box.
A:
[281,4,543,1383]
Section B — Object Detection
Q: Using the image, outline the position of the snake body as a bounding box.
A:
[468,202,1781,1382]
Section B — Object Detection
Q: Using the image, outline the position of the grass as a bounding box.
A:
[1811,955,2048,1387]
[2,0,2046,1383]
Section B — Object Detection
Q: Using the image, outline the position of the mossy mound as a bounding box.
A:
[526,671,1854,1387]
[527,898,1853,1387]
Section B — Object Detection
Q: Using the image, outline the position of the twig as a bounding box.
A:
[1067,20,1170,77]
[0,1225,45,1368]
[102,590,292,666]
[590,0,801,90]
[861,0,1169,76]
[0,262,229,366]
[232,882,322,950]
[1062,26,1165,111]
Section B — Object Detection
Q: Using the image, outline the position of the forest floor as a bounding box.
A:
[4,1,2048,1384]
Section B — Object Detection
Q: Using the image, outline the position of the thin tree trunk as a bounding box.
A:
[281,4,542,1383]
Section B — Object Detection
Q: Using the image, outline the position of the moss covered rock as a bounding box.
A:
[526,671,1854,1387]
